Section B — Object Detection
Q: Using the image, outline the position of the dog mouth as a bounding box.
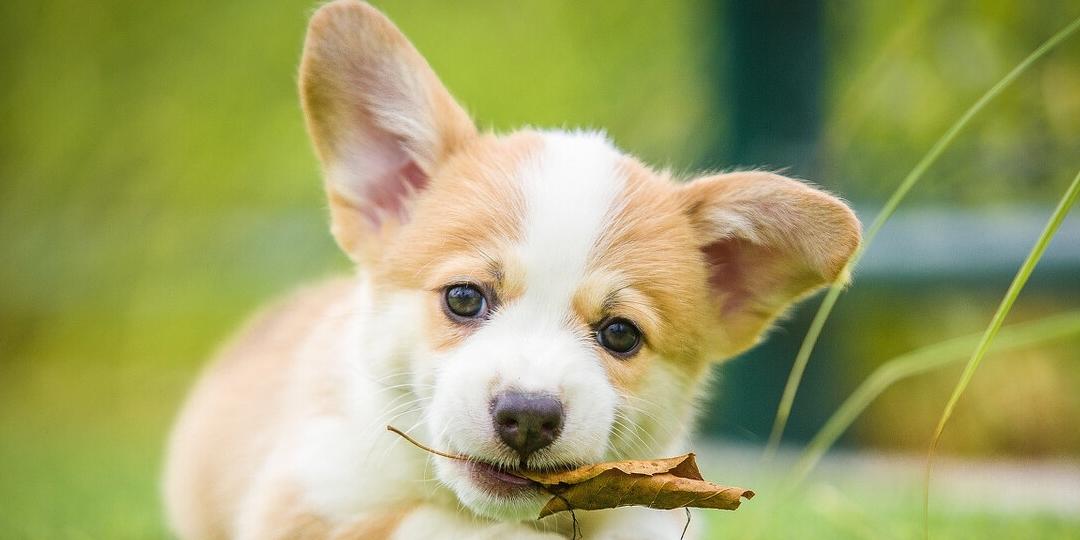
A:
[465,461,536,497]
[384,428,574,502]
[458,459,575,499]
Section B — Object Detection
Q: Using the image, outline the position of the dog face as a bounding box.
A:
[300,1,860,521]
[377,132,723,519]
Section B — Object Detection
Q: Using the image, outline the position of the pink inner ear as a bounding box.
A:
[704,236,811,321]
[360,160,428,228]
[703,239,752,316]
[705,237,793,318]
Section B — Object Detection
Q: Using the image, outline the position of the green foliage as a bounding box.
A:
[925,168,1080,533]
[786,310,1080,491]
[823,0,1080,204]
[765,14,1080,457]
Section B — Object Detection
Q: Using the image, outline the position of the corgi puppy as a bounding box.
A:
[163,1,860,538]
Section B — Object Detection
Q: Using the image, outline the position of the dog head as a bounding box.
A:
[300,0,860,521]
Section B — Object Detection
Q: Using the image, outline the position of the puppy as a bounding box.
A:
[162,1,860,538]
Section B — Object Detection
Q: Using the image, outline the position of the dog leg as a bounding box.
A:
[233,476,333,540]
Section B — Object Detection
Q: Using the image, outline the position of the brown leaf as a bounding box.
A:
[386,426,754,519]
[517,453,754,518]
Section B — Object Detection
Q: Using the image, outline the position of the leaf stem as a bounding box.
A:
[386,425,469,462]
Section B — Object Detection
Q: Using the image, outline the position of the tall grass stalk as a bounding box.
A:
[781,310,1080,493]
[764,15,1080,458]
[737,311,1080,540]
[923,168,1080,538]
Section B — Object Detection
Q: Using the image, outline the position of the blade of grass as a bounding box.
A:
[737,310,1080,540]
[923,168,1080,538]
[764,15,1080,459]
[781,310,1080,493]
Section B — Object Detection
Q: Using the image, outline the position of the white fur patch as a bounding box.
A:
[423,131,630,520]
[516,131,626,317]
[293,277,436,520]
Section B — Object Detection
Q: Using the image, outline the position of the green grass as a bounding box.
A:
[765,14,1080,457]
[0,364,183,539]
[0,422,168,539]
[787,310,1080,492]
[0,444,165,539]
[705,497,1080,540]
[924,167,1080,534]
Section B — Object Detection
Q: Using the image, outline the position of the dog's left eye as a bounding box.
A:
[444,284,488,320]
[597,318,642,356]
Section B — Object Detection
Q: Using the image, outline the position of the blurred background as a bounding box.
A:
[1,0,1078,537]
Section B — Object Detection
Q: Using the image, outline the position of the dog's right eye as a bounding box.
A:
[444,284,488,320]
[597,318,643,356]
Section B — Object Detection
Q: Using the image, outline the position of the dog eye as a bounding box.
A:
[597,318,642,356]
[444,284,488,319]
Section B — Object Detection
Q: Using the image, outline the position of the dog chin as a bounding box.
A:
[436,459,551,521]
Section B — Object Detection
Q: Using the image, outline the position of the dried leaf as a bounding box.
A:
[386,426,754,519]
[517,454,754,518]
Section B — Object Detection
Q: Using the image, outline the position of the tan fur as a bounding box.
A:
[332,508,410,539]
[164,279,355,539]
[377,132,539,352]
[376,132,539,290]
[300,0,477,262]
[569,158,717,393]
[678,171,862,354]
[233,482,334,540]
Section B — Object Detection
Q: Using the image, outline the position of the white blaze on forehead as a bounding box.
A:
[426,132,624,481]
[515,131,625,317]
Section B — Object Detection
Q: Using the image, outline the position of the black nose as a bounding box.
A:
[492,392,564,463]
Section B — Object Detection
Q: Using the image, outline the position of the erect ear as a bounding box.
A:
[300,0,477,262]
[679,171,861,357]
